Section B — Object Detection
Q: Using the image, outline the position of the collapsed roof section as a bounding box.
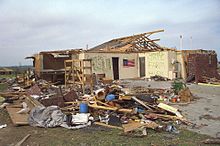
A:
[25,49,83,59]
[39,49,83,55]
[88,29,173,53]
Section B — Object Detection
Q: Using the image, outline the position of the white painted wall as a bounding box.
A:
[138,51,178,79]
[83,51,179,80]
[84,52,139,79]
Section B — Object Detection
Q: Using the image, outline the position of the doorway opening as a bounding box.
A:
[112,57,119,80]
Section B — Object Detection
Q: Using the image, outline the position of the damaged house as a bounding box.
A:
[179,50,220,83]
[27,30,220,83]
[84,30,219,82]
[26,49,84,83]
[83,30,178,80]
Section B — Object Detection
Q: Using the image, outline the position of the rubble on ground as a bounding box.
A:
[149,75,169,81]
[0,75,195,136]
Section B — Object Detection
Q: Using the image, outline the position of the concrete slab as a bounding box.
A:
[175,84,220,138]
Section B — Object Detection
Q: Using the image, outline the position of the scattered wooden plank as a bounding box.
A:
[94,122,123,130]
[122,121,143,133]
[26,95,43,107]
[15,134,31,146]
[131,96,152,111]
[149,113,192,125]
[122,121,159,133]
[88,104,118,111]
[6,106,29,125]
[117,108,133,113]
[6,96,43,126]
[0,92,26,97]
[119,95,132,100]
[157,103,183,118]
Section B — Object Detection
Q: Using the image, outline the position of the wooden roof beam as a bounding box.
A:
[112,29,164,41]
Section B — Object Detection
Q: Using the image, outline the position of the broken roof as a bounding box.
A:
[39,49,84,54]
[26,49,84,60]
[177,49,217,56]
[88,29,172,53]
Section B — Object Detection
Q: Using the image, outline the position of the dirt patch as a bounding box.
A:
[199,114,220,121]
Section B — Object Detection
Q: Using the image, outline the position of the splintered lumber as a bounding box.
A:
[88,102,133,113]
[113,29,164,41]
[0,92,26,97]
[117,108,133,113]
[15,134,31,146]
[119,95,132,100]
[157,103,183,118]
[148,113,192,125]
[131,96,152,111]
[88,98,118,111]
[88,104,118,111]
[122,121,159,133]
[122,121,143,132]
[94,122,123,130]
[26,95,43,108]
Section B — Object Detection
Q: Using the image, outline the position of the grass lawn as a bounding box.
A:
[0,74,16,79]
[0,83,8,92]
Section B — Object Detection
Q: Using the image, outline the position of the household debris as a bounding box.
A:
[150,75,169,81]
[0,76,195,136]
[0,124,7,129]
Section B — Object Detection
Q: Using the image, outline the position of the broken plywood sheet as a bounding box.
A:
[122,121,159,133]
[6,106,29,125]
[6,96,43,126]
[157,103,183,118]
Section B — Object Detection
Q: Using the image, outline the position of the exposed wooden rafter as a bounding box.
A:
[88,29,167,53]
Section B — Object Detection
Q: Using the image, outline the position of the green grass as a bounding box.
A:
[21,127,211,146]
[0,74,16,79]
[0,83,8,92]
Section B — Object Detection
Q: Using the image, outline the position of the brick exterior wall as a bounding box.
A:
[188,53,220,82]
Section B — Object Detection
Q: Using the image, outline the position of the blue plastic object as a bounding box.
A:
[105,94,116,101]
[79,103,88,113]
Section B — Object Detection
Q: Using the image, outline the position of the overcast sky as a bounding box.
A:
[0,0,220,66]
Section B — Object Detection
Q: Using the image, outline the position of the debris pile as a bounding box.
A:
[149,75,169,81]
[0,77,15,85]
[201,76,220,85]
[0,77,193,136]
[127,80,192,103]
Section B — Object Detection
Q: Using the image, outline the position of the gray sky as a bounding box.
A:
[0,0,220,66]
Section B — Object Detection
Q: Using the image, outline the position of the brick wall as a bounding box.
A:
[188,53,220,82]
